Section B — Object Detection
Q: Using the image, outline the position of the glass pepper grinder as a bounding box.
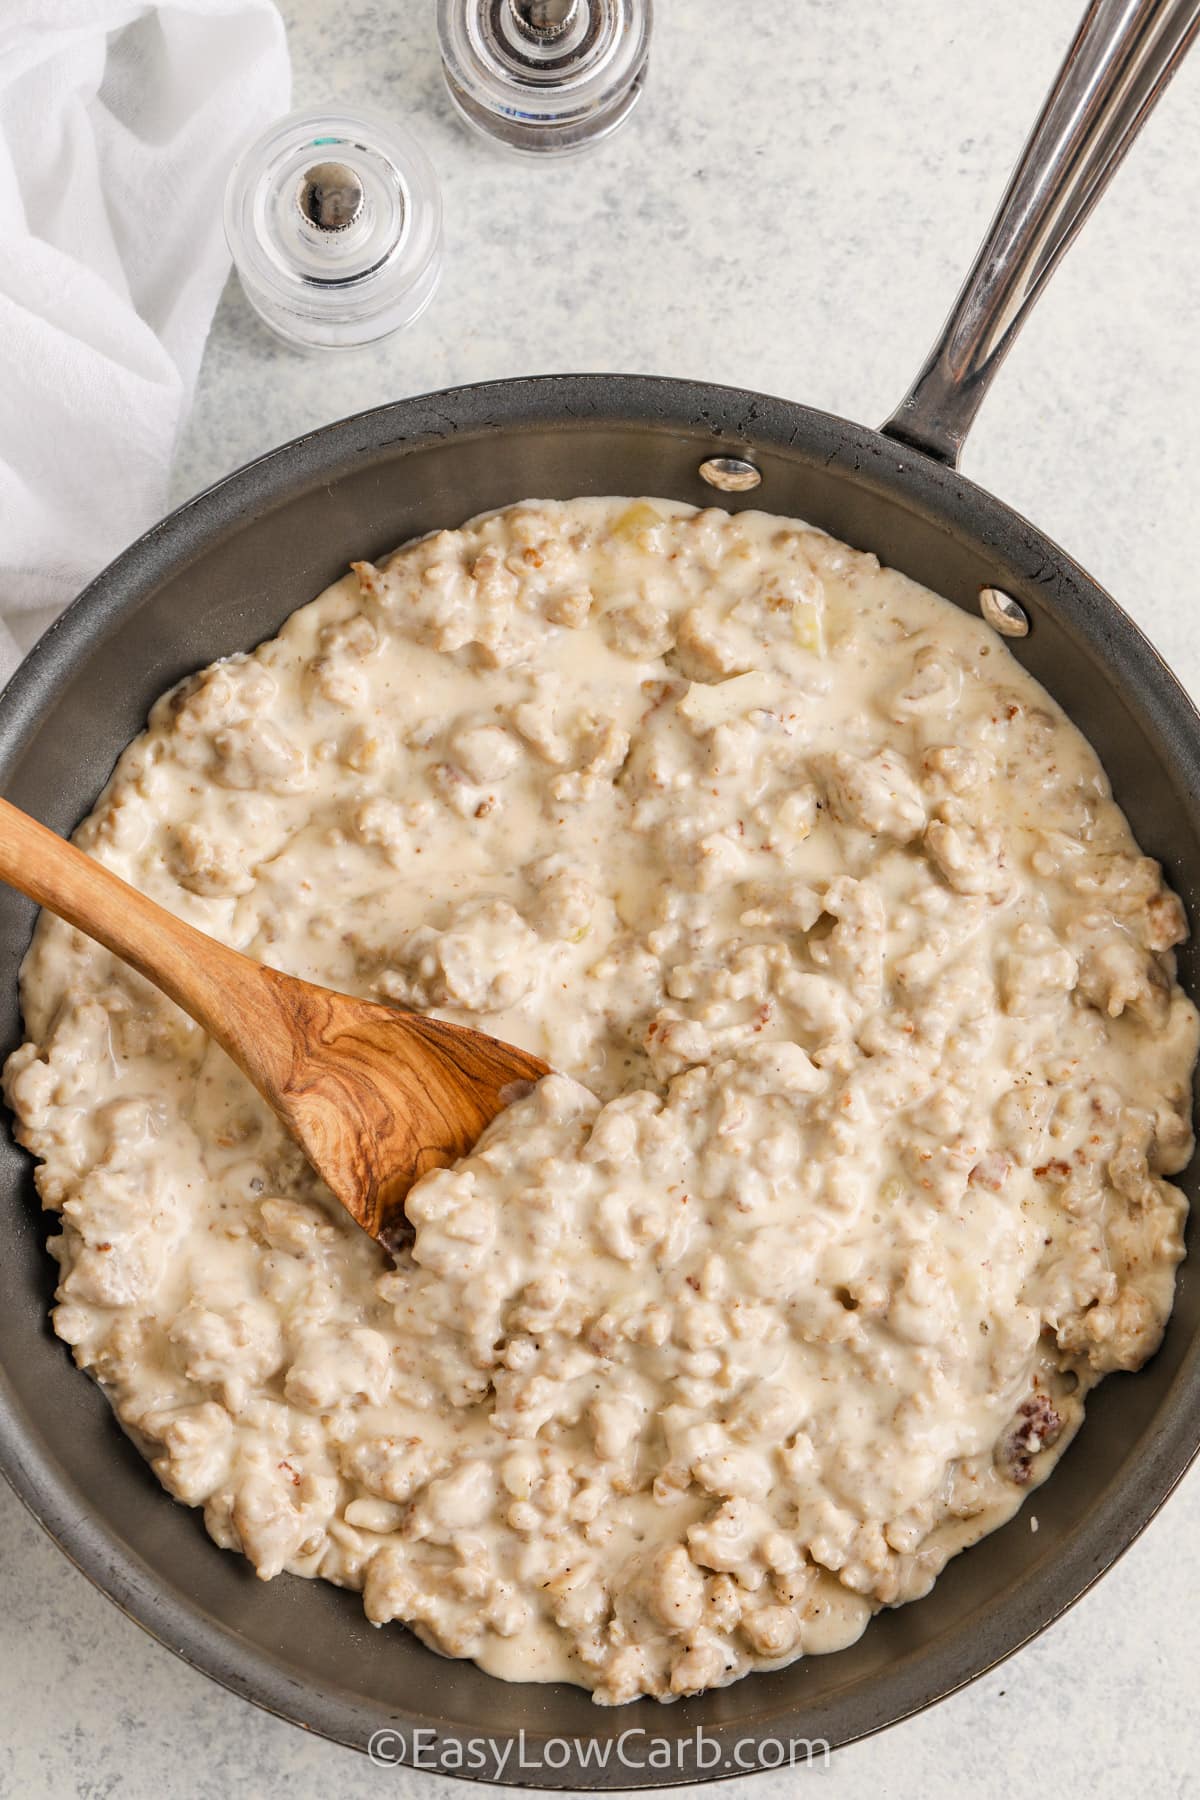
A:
[224,108,444,350]
[437,0,652,156]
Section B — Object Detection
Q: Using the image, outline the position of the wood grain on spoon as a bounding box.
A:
[0,797,548,1252]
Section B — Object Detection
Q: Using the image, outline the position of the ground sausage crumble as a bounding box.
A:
[5,498,1197,1703]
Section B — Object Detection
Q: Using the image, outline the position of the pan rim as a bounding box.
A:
[2,370,1199,1786]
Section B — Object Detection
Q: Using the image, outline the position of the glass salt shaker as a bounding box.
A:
[437,0,652,157]
[224,108,444,351]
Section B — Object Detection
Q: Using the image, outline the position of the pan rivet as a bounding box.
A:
[699,457,762,493]
[979,586,1030,638]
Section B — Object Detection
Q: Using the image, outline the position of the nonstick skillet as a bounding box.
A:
[1,0,1198,1784]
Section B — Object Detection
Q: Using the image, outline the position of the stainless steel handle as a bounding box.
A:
[882,0,1200,467]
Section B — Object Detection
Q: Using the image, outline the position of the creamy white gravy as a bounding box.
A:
[6,499,1196,1704]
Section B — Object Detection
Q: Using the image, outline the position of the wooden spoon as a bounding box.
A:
[0,797,548,1253]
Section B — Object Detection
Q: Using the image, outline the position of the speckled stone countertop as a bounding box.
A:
[4,2,1200,1796]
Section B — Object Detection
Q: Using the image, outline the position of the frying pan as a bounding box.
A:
[1,0,1198,1785]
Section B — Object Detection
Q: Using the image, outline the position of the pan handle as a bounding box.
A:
[881,0,1200,468]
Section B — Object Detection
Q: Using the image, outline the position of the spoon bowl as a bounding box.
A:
[0,795,549,1249]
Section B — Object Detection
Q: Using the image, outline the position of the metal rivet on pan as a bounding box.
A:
[699,457,762,493]
[979,586,1030,638]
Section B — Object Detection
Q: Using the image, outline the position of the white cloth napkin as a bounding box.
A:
[0,0,290,678]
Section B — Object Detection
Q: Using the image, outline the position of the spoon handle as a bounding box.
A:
[0,794,550,1246]
[0,794,275,1062]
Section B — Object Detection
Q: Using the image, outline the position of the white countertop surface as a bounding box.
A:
[5,2,1200,1795]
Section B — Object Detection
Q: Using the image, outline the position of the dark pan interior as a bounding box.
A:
[1,376,1198,1786]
